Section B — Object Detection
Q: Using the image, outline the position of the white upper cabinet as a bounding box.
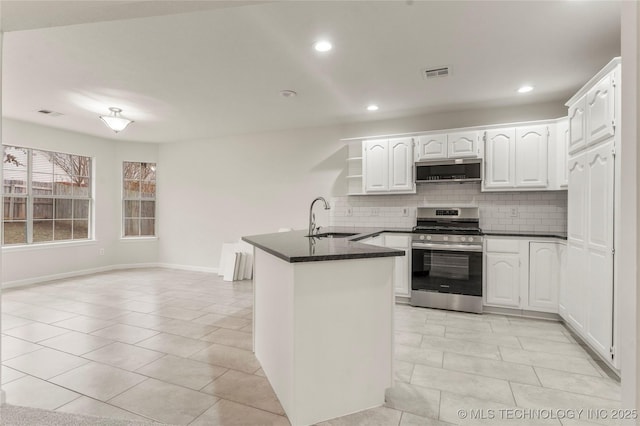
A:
[586,73,615,147]
[568,96,587,155]
[515,125,548,188]
[567,58,619,156]
[483,128,515,189]
[415,131,479,161]
[363,137,414,194]
[448,131,479,158]
[363,139,389,192]
[483,125,550,191]
[389,138,414,191]
[416,134,447,161]
[556,118,569,188]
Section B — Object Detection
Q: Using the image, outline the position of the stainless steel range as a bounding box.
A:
[411,207,483,313]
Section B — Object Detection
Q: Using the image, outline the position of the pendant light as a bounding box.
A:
[99,107,134,133]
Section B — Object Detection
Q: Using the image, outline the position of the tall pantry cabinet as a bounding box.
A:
[563,57,620,368]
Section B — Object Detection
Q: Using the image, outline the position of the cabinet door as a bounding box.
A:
[557,242,568,318]
[568,96,586,154]
[485,252,520,308]
[528,242,559,313]
[393,250,410,297]
[363,139,389,192]
[515,125,548,188]
[586,73,615,147]
[483,128,516,189]
[566,151,588,331]
[388,138,414,192]
[416,134,447,161]
[566,241,587,332]
[448,131,478,158]
[556,118,569,188]
[567,153,587,243]
[584,141,615,359]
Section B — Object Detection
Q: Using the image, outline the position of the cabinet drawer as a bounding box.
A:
[486,239,520,253]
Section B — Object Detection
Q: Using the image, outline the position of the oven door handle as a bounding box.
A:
[411,242,483,252]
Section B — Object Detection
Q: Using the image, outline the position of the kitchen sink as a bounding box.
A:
[306,232,357,238]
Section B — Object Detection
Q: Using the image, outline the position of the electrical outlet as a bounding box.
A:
[402,207,409,217]
[346,207,353,217]
[99,248,105,256]
[371,207,380,216]
[510,207,518,218]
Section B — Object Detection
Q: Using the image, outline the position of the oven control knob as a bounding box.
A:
[468,237,474,242]
[443,236,448,241]
[426,235,432,241]
[460,237,466,242]
[420,235,425,240]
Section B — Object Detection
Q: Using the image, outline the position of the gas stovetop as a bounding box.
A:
[412,207,483,244]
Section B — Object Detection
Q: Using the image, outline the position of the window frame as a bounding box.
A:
[121,161,156,238]
[2,145,94,246]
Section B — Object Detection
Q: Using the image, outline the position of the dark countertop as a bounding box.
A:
[483,231,567,240]
[242,226,568,264]
[242,229,406,263]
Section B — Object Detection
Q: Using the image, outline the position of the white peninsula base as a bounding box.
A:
[253,248,395,426]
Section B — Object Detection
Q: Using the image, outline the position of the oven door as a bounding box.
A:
[411,244,482,296]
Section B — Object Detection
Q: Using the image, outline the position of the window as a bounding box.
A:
[123,161,156,237]
[2,146,92,245]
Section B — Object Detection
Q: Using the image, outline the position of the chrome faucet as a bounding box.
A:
[308,196,330,236]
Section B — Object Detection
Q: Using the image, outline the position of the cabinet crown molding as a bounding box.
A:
[565,57,621,107]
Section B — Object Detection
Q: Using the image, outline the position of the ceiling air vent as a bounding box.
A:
[422,66,451,80]
[37,109,63,117]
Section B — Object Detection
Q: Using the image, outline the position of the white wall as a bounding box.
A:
[1,119,159,286]
[620,0,639,414]
[157,101,565,270]
[156,125,345,270]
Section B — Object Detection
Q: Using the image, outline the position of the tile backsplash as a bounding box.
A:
[330,183,567,233]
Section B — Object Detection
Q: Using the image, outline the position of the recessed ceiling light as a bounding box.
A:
[314,40,333,52]
[517,85,534,93]
[367,104,379,111]
[279,89,297,98]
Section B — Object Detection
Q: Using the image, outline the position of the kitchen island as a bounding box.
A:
[242,230,404,426]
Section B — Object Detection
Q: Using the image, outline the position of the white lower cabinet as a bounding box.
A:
[528,242,563,313]
[484,239,525,308]
[484,237,565,313]
[385,235,411,297]
[485,252,521,308]
[361,234,410,297]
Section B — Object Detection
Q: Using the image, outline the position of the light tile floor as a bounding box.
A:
[0,269,621,425]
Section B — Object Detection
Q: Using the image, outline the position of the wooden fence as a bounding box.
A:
[3,180,82,220]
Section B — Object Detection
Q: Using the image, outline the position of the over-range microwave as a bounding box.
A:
[416,158,482,183]
[415,158,482,183]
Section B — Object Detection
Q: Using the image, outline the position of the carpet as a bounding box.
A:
[0,404,171,426]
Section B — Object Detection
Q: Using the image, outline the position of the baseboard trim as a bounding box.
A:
[482,305,561,321]
[2,263,220,289]
[157,263,218,274]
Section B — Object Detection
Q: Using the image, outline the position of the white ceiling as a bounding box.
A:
[2,1,621,143]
